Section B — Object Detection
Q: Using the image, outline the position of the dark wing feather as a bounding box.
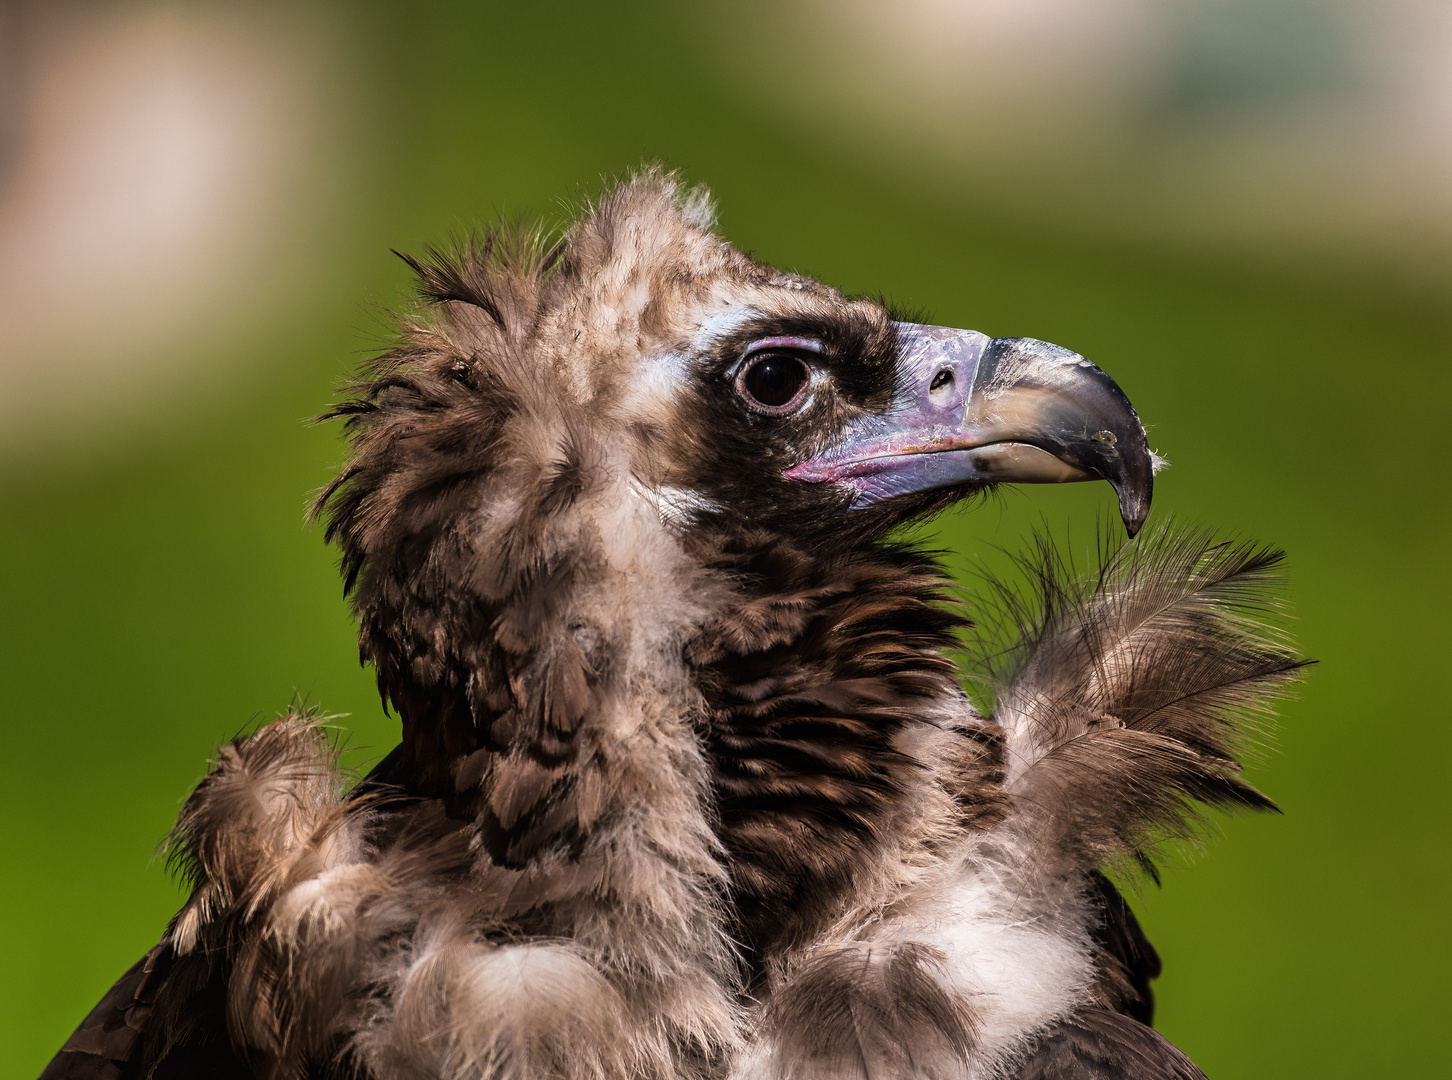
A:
[1013,1009,1206,1080]
[1084,871,1161,1025]
[38,942,252,1080]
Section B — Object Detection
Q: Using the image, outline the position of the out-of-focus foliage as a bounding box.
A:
[1,2,1447,1077]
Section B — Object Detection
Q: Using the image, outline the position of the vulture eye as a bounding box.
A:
[737,351,811,412]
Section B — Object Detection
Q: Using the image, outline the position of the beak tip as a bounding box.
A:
[1118,487,1151,538]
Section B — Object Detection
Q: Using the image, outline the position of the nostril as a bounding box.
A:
[929,368,954,399]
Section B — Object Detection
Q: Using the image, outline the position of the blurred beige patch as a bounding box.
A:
[0,1,341,450]
[709,0,1452,275]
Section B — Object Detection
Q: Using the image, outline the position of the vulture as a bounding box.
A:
[42,170,1305,1080]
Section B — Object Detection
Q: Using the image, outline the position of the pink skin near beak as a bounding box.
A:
[784,323,1155,535]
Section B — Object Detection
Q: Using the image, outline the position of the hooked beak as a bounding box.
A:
[784,323,1155,536]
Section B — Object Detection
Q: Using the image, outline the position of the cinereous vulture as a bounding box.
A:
[43,170,1305,1080]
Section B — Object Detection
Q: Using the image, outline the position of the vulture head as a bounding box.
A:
[325,172,1152,563]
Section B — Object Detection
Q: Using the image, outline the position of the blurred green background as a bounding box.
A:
[2,1,1448,1076]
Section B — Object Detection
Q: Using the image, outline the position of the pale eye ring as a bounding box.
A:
[736,351,811,412]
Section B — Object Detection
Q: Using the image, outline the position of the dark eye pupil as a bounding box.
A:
[742,354,808,408]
